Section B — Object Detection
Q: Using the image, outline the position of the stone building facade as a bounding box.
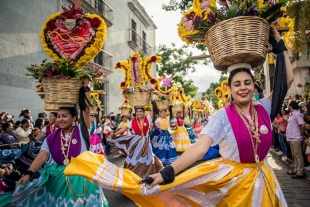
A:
[0,0,157,118]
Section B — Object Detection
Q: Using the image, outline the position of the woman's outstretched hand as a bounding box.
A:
[16,175,30,188]
[147,173,164,189]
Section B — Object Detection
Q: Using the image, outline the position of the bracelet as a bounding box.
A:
[24,170,34,176]
[159,165,175,184]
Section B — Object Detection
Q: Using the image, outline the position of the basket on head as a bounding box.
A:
[205,16,269,71]
[120,108,131,116]
[90,106,98,115]
[42,77,83,105]
[173,104,184,113]
[128,92,150,107]
[144,110,154,120]
[155,99,169,111]
[44,102,59,111]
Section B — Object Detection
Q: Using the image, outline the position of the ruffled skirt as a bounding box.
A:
[185,124,197,144]
[171,126,191,152]
[0,164,108,206]
[65,152,287,207]
[150,129,179,166]
[108,134,163,177]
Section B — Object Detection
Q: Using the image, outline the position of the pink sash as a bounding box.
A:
[225,103,272,163]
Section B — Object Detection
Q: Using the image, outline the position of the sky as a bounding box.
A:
[138,0,222,92]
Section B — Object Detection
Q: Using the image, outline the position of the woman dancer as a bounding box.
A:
[0,80,109,206]
[151,110,179,166]
[109,107,163,177]
[192,114,202,137]
[65,28,292,206]
[41,112,59,137]
[171,112,191,152]
[184,113,197,144]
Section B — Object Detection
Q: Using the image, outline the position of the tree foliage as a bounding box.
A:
[162,0,193,13]
[287,0,310,59]
[156,43,207,97]
[202,73,228,109]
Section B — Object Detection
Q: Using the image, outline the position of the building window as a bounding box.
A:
[131,19,137,43]
[142,31,147,52]
[94,47,103,65]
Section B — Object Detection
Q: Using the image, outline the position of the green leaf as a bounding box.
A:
[260,0,288,19]
[227,1,239,19]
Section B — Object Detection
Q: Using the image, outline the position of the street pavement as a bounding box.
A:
[103,150,310,207]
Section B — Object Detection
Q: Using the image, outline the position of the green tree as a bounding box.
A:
[156,43,207,97]
[287,0,310,60]
[162,0,193,13]
[203,74,228,109]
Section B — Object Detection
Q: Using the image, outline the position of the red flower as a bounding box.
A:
[90,17,102,28]
[120,82,126,87]
[47,20,56,31]
[131,56,137,62]
[151,56,157,62]
[150,78,157,84]
[116,62,121,68]
[180,90,182,94]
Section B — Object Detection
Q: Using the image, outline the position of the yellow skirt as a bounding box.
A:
[64,152,286,207]
[171,126,192,152]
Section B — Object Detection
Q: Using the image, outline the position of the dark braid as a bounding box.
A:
[78,86,91,150]
[269,37,288,121]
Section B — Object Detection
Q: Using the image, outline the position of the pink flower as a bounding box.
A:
[131,56,137,62]
[201,0,210,11]
[182,17,194,30]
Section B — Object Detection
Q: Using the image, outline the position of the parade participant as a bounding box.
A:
[89,116,105,155]
[1,80,109,206]
[184,113,197,143]
[65,27,293,207]
[116,115,130,156]
[151,110,178,166]
[109,107,163,177]
[171,112,191,152]
[41,112,59,137]
[192,114,202,137]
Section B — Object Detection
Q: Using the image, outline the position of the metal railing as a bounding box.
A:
[94,49,113,70]
[85,0,113,23]
[128,29,151,53]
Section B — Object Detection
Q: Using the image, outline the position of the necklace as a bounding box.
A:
[137,118,145,136]
[233,102,260,163]
[66,176,87,203]
[50,124,55,132]
[60,127,74,165]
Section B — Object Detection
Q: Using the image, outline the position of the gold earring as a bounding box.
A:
[72,121,76,126]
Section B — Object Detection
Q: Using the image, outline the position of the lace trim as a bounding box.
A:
[252,170,264,207]
[141,184,161,196]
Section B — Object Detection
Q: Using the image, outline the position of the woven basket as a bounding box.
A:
[120,108,131,116]
[193,110,198,116]
[155,100,169,110]
[128,92,150,107]
[205,16,269,71]
[173,104,183,113]
[90,106,98,115]
[44,102,59,111]
[42,77,83,105]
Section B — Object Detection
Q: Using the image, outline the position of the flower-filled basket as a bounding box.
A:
[193,109,199,116]
[173,104,184,113]
[128,91,150,107]
[206,16,269,71]
[155,99,170,111]
[119,105,132,116]
[144,105,153,119]
[90,92,104,115]
[90,106,99,115]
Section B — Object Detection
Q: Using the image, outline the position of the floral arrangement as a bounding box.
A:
[115,52,162,89]
[36,84,44,99]
[119,105,133,110]
[178,0,288,44]
[144,105,152,111]
[26,58,104,82]
[90,93,103,110]
[40,5,107,69]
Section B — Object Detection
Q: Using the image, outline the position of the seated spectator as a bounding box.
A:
[15,119,32,143]
[13,121,21,134]
[0,111,9,123]
[18,108,31,121]
[0,122,20,145]
[33,118,45,141]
